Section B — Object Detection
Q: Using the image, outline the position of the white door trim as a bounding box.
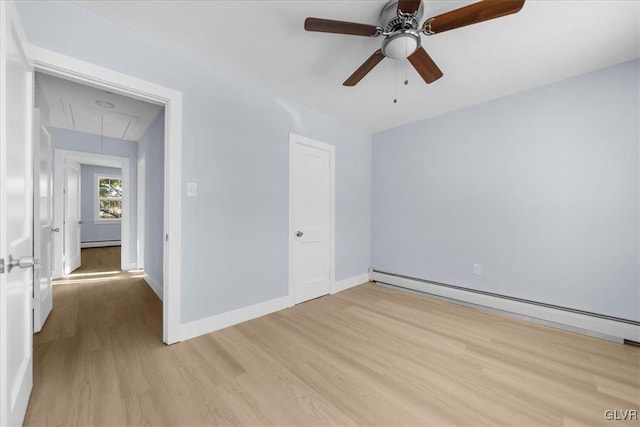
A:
[29,45,182,345]
[136,156,145,271]
[288,133,336,303]
[53,150,130,274]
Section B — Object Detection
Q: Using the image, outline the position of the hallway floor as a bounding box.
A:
[26,246,162,425]
[70,246,123,274]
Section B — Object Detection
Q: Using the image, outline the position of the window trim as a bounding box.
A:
[94,173,123,224]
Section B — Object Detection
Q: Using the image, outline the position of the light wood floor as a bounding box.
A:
[25,249,639,426]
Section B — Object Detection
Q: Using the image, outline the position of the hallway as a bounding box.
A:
[26,247,162,425]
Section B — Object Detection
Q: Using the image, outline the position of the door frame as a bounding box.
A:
[136,156,145,271]
[29,45,182,344]
[288,133,336,303]
[53,150,130,275]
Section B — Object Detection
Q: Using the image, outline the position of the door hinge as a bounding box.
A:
[0,258,4,274]
[63,189,66,194]
[165,234,169,242]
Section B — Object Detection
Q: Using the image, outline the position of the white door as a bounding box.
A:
[0,1,35,425]
[33,108,54,332]
[137,156,145,270]
[289,134,335,304]
[64,161,81,274]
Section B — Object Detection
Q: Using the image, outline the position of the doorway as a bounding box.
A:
[288,133,336,304]
[0,6,182,424]
[35,68,166,330]
[51,149,133,277]
[29,47,183,344]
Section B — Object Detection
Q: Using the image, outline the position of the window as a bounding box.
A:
[95,174,122,222]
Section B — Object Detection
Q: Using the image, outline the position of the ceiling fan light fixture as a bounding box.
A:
[304,0,526,86]
[382,31,420,60]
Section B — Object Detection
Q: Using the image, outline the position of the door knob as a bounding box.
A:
[7,255,35,272]
[79,220,84,225]
[50,227,60,233]
[296,231,304,237]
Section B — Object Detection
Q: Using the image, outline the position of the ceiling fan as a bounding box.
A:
[304,0,525,86]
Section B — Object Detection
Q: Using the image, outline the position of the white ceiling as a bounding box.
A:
[73,0,639,133]
[36,73,163,142]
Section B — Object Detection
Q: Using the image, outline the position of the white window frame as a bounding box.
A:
[94,173,123,224]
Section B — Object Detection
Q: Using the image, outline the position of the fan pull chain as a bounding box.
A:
[404,62,409,86]
[404,42,409,86]
[393,59,398,104]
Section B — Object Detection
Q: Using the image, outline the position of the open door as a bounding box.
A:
[64,160,81,274]
[33,108,53,332]
[0,1,35,425]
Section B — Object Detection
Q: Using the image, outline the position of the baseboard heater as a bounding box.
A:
[370,269,640,343]
[80,240,121,248]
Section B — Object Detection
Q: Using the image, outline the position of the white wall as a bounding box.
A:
[17,1,372,324]
[372,60,640,322]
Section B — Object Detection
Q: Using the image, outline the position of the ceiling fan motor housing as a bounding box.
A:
[380,0,424,32]
[380,0,424,60]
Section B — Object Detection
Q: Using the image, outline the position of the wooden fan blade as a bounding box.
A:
[343,50,385,86]
[407,47,443,84]
[425,0,525,35]
[397,0,422,14]
[305,17,379,37]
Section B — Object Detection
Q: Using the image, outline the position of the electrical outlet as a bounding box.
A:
[473,264,482,276]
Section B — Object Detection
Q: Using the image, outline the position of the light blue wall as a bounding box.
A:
[138,110,164,290]
[18,1,372,323]
[52,127,138,264]
[372,60,640,321]
[80,165,122,243]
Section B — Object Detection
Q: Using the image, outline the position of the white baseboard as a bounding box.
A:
[332,273,370,294]
[81,240,121,248]
[144,274,163,301]
[371,271,640,342]
[180,295,293,342]
[121,262,138,271]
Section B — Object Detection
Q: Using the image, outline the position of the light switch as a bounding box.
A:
[186,182,198,197]
[473,264,482,276]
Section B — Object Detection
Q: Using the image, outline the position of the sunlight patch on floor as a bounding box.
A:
[64,270,122,278]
